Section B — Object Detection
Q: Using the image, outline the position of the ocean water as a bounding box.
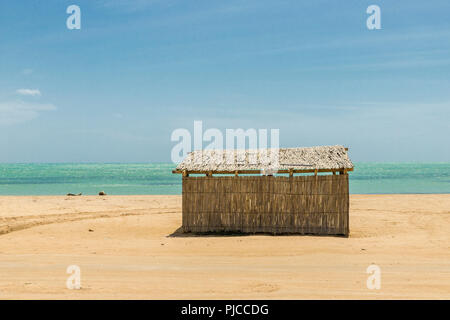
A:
[0,163,449,195]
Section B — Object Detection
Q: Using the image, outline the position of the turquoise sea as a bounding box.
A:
[0,163,449,195]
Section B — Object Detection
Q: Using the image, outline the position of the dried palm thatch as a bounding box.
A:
[174,145,353,174]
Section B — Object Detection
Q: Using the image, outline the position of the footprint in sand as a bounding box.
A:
[247,282,280,293]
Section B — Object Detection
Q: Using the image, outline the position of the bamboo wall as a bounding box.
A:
[182,174,349,236]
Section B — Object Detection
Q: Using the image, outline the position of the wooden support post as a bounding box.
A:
[182,170,188,177]
[314,169,318,176]
[289,168,294,177]
[234,171,239,177]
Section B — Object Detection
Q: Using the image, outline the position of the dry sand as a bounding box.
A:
[0,194,449,299]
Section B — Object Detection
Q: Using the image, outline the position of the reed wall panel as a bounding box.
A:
[182,174,349,236]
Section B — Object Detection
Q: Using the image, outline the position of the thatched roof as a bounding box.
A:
[174,145,353,173]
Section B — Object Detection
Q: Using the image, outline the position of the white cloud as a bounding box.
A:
[22,69,34,75]
[16,88,41,97]
[0,101,57,125]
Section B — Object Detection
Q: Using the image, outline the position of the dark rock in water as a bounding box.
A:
[99,191,107,196]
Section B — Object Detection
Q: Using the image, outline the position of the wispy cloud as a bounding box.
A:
[16,88,41,97]
[97,0,264,17]
[22,68,33,75]
[72,128,153,143]
[97,0,167,12]
[0,101,56,125]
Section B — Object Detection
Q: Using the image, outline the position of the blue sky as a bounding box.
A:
[0,0,449,162]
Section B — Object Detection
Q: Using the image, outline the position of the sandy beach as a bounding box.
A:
[0,194,449,299]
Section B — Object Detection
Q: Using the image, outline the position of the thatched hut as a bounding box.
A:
[173,145,353,236]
